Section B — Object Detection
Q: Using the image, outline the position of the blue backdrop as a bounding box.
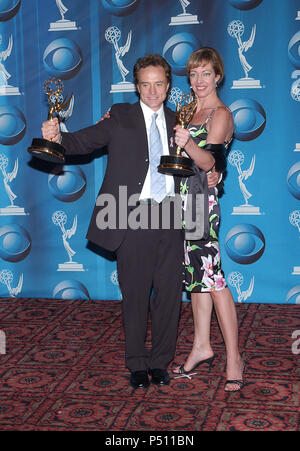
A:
[0,0,299,303]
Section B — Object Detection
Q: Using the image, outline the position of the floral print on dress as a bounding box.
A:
[181,123,227,293]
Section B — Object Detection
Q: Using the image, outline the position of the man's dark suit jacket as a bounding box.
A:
[61,102,179,252]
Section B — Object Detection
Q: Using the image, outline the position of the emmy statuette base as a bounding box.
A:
[28,138,65,163]
[57,262,84,272]
[110,82,136,93]
[231,78,262,89]
[0,206,26,216]
[169,14,199,26]
[49,20,78,31]
[232,205,261,215]
[158,155,194,177]
[292,266,300,275]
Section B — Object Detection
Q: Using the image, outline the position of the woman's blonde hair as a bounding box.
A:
[186,47,224,85]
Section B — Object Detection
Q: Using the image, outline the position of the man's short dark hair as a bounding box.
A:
[133,54,172,87]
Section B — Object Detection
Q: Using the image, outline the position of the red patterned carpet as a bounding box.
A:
[0,298,299,432]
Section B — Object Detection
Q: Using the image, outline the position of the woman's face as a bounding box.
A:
[189,61,220,100]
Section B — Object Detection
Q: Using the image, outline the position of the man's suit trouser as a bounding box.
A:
[116,211,184,371]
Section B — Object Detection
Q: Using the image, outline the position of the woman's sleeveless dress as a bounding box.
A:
[180,113,230,293]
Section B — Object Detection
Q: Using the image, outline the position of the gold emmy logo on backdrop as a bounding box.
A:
[27,77,73,163]
[158,93,197,177]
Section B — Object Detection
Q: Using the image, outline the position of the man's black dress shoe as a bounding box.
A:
[130,370,150,389]
[148,369,170,386]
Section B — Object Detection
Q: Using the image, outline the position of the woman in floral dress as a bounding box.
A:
[173,48,244,392]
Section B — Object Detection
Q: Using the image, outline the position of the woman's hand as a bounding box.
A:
[174,125,216,172]
[174,125,191,149]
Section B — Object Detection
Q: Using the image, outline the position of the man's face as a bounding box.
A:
[137,65,169,111]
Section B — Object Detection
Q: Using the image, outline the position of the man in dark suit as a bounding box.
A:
[42,54,218,389]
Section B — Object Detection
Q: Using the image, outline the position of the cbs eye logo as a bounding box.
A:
[286,285,300,304]
[227,0,263,10]
[287,162,300,200]
[101,0,140,16]
[229,98,266,141]
[53,280,90,300]
[163,33,201,76]
[48,165,87,202]
[225,223,265,264]
[0,224,31,262]
[0,106,26,145]
[43,38,82,79]
[288,31,300,69]
[0,0,20,21]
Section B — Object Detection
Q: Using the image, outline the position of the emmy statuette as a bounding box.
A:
[28,77,73,163]
[158,93,197,177]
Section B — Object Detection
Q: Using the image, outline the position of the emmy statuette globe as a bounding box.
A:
[28,77,73,164]
[158,93,197,177]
